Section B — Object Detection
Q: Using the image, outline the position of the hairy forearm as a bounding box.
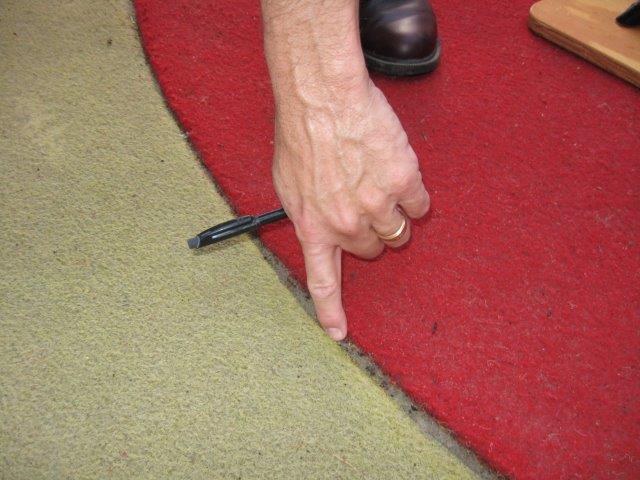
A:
[260,0,369,109]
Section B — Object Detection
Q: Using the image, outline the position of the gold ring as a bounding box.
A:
[376,214,407,242]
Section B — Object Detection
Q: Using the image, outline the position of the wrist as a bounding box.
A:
[261,0,369,110]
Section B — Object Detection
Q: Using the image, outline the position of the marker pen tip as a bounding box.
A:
[187,236,200,249]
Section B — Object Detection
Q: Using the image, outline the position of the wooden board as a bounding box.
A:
[529,0,640,87]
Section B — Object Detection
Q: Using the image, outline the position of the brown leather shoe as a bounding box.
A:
[360,0,440,76]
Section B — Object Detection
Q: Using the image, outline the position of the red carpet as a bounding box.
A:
[134,1,640,478]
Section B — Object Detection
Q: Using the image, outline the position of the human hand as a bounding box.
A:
[261,0,430,340]
[272,79,430,340]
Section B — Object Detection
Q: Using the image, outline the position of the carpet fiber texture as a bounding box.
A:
[0,1,479,478]
[134,0,640,478]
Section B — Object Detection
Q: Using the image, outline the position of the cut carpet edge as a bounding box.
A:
[129,4,502,478]
[249,235,504,480]
[2,0,485,477]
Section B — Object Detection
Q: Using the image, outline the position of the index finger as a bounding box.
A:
[301,242,346,341]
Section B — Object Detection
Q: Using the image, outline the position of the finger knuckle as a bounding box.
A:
[339,222,360,237]
[334,211,361,237]
[389,166,418,192]
[423,191,431,213]
[309,281,339,300]
[360,189,388,215]
[346,235,384,260]
[361,243,384,260]
[295,217,318,241]
[396,129,410,148]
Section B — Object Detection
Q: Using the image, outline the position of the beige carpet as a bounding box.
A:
[0,1,477,478]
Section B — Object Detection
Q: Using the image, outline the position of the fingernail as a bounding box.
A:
[325,328,345,341]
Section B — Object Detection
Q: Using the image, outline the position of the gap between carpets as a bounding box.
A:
[129,3,502,477]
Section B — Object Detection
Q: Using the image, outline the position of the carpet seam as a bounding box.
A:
[128,2,501,477]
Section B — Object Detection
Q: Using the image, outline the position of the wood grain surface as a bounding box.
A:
[530,0,640,87]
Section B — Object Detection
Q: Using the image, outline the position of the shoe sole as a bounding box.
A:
[364,40,441,77]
